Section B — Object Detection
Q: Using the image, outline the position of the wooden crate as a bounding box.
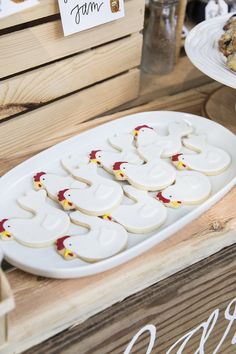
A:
[0,0,145,169]
[0,251,15,351]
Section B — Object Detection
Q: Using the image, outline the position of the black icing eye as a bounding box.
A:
[42,178,45,181]
[68,194,71,197]
[7,225,10,228]
[169,195,172,198]
[69,243,72,247]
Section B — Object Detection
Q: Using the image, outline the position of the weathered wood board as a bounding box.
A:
[0,0,144,78]
[0,33,142,120]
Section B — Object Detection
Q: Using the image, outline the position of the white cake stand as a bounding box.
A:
[185,15,236,133]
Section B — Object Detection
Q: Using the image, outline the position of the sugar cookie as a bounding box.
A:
[106,185,167,233]
[133,121,193,157]
[33,172,85,200]
[156,171,211,208]
[172,134,231,175]
[56,211,128,262]
[0,190,70,247]
[112,146,176,191]
[89,148,142,175]
[58,162,123,215]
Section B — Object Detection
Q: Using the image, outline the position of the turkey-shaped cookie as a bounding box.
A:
[58,161,123,215]
[156,171,211,208]
[106,185,167,233]
[171,134,231,175]
[56,211,128,262]
[112,146,176,191]
[0,190,70,247]
[133,121,193,157]
[33,171,85,201]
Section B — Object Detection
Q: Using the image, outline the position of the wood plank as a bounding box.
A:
[25,243,236,354]
[0,81,220,176]
[115,56,213,111]
[0,69,140,176]
[0,0,144,78]
[0,0,58,31]
[0,33,142,120]
[4,187,236,354]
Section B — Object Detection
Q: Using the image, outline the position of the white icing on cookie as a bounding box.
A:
[133,121,193,157]
[56,211,128,261]
[156,171,211,208]
[33,172,85,200]
[0,190,70,247]
[89,148,143,174]
[110,185,167,233]
[113,146,176,191]
[172,134,231,175]
[58,162,123,215]
[61,153,90,174]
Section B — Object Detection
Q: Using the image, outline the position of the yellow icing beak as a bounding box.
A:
[102,214,112,221]
[34,181,43,190]
[90,158,100,165]
[114,170,126,181]
[64,248,76,260]
[64,249,71,257]
[176,161,188,170]
[132,129,139,137]
[0,231,12,240]
[61,199,74,211]
[171,200,182,208]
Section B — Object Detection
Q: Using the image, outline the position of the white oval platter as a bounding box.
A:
[0,111,236,278]
[185,14,236,89]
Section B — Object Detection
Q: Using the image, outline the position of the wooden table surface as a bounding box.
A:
[2,57,236,354]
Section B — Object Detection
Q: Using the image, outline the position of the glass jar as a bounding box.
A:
[141,0,179,75]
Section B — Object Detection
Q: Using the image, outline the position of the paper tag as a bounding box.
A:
[205,0,228,20]
[58,0,125,37]
[0,0,39,19]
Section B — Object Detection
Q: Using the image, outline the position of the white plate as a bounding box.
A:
[185,15,236,89]
[0,111,236,278]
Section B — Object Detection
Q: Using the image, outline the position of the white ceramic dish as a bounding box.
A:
[185,15,236,89]
[0,111,235,278]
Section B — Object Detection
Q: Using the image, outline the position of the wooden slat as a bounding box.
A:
[0,0,58,31]
[0,0,144,78]
[0,69,140,175]
[0,33,142,120]
[0,80,220,176]
[25,243,236,354]
[4,187,236,354]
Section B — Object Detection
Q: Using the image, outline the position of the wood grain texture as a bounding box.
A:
[0,0,58,31]
[204,86,236,134]
[0,80,220,176]
[0,69,140,175]
[25,243,236,354]
[116,56,213,111]
[0,0,144,78]
[0,33,142,120]
[3,187,236,354]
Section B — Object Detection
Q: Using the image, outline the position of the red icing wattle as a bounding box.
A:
[112,161,127,171]
[0,219,8,232]
[33,172,46,182]
[156,192,170,204]
[57,189,69,201]
[171,154,183,162]
[134,124,153,131]
[56,236,70,250]
[89,150,101,160]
